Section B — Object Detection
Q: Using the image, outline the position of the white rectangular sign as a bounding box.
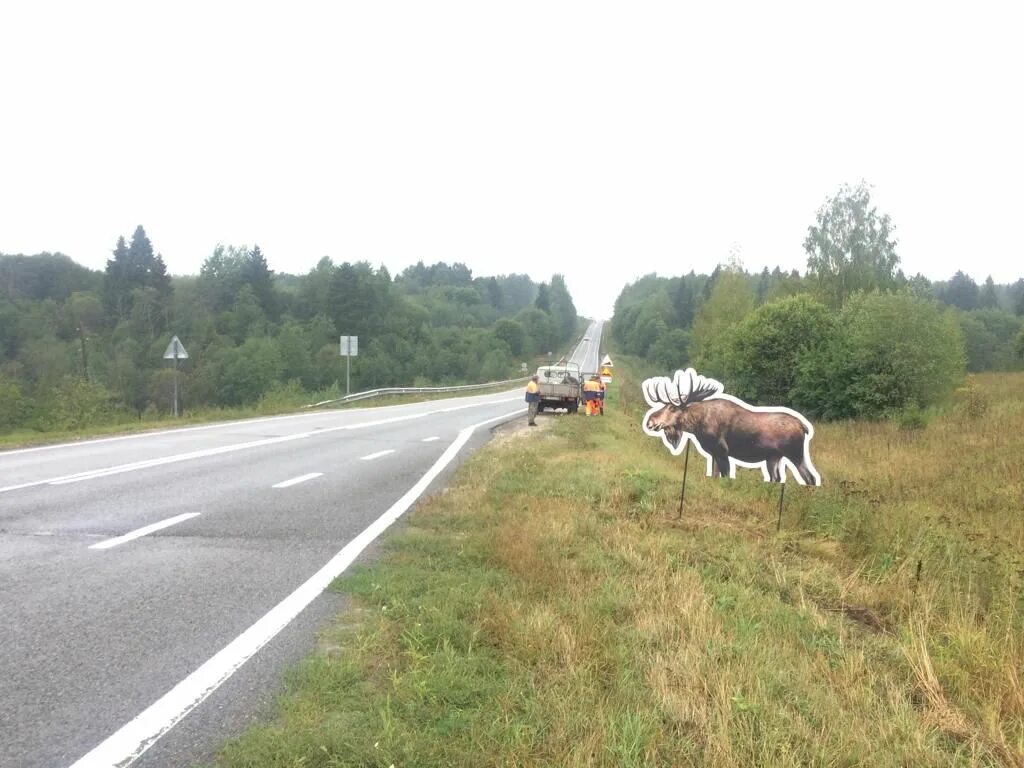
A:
[340,335,359,357]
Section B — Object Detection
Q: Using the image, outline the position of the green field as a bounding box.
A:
[206,364,1024,767]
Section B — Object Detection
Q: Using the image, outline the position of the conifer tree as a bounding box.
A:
[534,283,551,313]
[673,276,696,326]
[980,276,998,309]
[244,245,276,318]
[548,274,577,343]
[104,226,172,326]
[103,236,132,321]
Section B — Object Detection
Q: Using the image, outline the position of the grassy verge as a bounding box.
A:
[207,364,1024,767]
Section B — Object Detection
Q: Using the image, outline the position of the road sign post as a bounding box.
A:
[600,354,614,384]
[162,336,189,417]
[340,335,359,395]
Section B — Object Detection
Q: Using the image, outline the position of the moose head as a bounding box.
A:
[643,369,723,450]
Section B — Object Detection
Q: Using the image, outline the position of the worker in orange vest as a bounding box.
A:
[583,376,602,416]
[598,378,606,415]
[525,375,540,426]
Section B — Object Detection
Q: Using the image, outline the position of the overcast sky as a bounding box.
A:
[2,2,1021,318]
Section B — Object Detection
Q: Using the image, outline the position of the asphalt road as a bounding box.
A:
[0,324,603,768]
[568,319,603,375]
[1,391,525,768]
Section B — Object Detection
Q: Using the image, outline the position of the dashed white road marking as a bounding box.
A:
[271,473,323,489]
[360,450,395,461]
[89,513,202,551]
[0,391,522,458]
[421,436,440,442]
[0,396,521,495]
[66,407,524,768]
[46,434,307,488]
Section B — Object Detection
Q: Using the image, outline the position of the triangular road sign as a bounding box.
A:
[163,336,189,360]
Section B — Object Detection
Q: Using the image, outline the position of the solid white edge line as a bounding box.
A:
[66,406,524,768]
[359,450,395,461]
[271,473,324,489]
[89,514,202,551]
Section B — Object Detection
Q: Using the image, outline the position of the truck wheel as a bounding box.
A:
[537,403,546,413]
[569,403,578,414]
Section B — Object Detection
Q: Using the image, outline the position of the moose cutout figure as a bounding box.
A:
[642,368,821,486]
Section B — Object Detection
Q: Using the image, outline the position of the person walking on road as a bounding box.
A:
[525,375,541,426]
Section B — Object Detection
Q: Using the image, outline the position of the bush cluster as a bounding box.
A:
[721,292,965,420]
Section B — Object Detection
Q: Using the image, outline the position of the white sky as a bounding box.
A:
[1,1,1022,319]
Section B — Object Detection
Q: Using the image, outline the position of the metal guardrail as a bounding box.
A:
[306,322,602,410]
[305,376,531,409]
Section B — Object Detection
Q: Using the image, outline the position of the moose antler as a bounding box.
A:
[677,369,723,403]
[673,369,692,402]
[643,376,681,407]
[643,368,724,408]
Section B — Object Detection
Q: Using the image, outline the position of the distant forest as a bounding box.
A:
[613,182,1024,421]
[0,228,579,433]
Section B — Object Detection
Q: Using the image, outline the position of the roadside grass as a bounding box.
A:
[207,365,1024,767]
[0,381,523,451]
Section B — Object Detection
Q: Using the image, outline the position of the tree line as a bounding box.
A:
[0,228,580,433]
[613,182,1024,420]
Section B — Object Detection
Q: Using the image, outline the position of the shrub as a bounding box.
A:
[793,292,965,420]
[258,379,308,413]
[0,376,30,431]
[720,294,834,406]
[218,338,284,405]
[44,376,123,430]
[896,402,928,430]
[148,367,187,414]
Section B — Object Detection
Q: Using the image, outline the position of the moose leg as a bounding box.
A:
[765,456,781,483]
[786,444,820,486]
[795,459,819,486]
[706,436,731,480]
[714,452,732,480]
[695,437,722,478]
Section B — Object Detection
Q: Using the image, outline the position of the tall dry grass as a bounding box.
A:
[209,367,1024,767]
[806,373,1024,763]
